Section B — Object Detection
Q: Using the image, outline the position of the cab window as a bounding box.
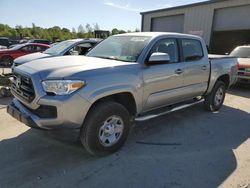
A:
[67,43,93,55]
[149,38,179,63]
[20,45,34,52]
[181,39,203,61]
[35,46,47,52]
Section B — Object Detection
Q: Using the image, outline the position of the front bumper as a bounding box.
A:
[7,94,92,130]
[7,100,40,129]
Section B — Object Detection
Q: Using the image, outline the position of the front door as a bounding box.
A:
[142,38,185,112]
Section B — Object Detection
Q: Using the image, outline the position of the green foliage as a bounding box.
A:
[0,23,140,42]
[0,23,95,42]
[111,28,139,35]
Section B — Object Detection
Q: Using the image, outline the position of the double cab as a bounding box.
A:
[8,32,238,156]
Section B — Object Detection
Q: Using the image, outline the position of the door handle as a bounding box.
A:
[175,69,183,74]
[202,65,207,70]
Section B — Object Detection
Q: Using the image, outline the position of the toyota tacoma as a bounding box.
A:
[7,32,238,156]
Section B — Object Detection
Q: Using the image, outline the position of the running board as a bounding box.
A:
[135,99,205,122]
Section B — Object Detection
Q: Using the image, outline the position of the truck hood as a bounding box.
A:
[237,58,250,68]
[14,52,51,65]
[19,56,137,79]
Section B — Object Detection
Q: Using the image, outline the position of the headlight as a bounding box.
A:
[42,80,85,95]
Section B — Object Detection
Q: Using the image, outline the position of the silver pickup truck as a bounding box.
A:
[7,32,238,156]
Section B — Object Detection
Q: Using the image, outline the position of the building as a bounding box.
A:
[141,0,250,54]
[94,30,110,39]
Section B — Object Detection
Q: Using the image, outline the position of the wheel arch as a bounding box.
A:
[0,55,14,65]
[217,74,230,89]
[207,73,230,94]
[87,92,137,118]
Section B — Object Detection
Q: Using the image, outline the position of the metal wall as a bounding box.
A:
[141,0,250,45]
[151,14,184,33]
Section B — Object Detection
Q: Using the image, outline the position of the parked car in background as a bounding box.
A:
[0,37,10,48]
[12,38,101,67]
[8,32,237,156]
[230,45,250,84]
[0,45,7,50]
[0,43,50,66]
[28,39,51,45]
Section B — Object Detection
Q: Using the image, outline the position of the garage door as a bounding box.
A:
[151,14,184,33]
[211,5,250,54]
[213,5,250,31]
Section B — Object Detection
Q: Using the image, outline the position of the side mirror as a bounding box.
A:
[146,52,170,65]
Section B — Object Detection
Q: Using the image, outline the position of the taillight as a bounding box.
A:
[236,60,240,70]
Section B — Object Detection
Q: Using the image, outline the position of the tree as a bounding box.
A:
[85,23,93,33]
[134,28,140,32]
[0,23,101,41]
[78,24,85,33]
[31,23,37,37]
[62,28,70,33]
[118,30,126,34]
[111,28,119,35]
[93,23,100,31]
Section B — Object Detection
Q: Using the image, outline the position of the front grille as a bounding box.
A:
[11,72,35,102]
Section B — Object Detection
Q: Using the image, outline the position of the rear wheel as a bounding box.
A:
[1,56,13,66]
[80,101,131,156]
[204,81,226,112]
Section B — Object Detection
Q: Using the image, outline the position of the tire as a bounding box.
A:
[0,88,8,97]
[80,101,131,156]
[1,56,13,67]
[204,81,226,112]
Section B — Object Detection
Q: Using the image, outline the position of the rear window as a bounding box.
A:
[230,47,250,58]
[182,39,203,61]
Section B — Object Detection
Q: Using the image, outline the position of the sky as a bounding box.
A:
[0,0,207,31]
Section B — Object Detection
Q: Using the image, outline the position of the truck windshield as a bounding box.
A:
[230,47,250,58]
[44,40,75,56]
[86,36,151,62]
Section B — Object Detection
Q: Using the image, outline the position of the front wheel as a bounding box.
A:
[80,101,131,156]
[204,81,226,112]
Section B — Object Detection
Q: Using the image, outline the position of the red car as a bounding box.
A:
[0,43,50,66]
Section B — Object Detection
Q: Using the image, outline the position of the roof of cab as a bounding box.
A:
[114,32,202,40]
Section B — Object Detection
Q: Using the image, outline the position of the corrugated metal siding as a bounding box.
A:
[142,0,250,45]
[151,14,184,32]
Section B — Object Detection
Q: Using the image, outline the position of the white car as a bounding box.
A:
[0,45,7,50]
[230,46,250,84]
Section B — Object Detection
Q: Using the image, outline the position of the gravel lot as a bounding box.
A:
[0,85,249,188]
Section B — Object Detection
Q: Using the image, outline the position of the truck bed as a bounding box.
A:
[208,54,235,60]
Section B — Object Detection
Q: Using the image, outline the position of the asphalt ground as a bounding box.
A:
[0,84,249,188]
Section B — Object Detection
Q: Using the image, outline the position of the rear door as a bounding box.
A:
[142,38,185,112]
[12,45,33,59]
[181,39,210,98]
